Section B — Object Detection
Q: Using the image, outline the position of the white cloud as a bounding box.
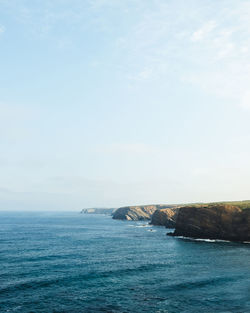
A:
[97,143,152,155]
[0,25,5,34]
[191,20,216,42]
[114,0,250,110]
[241,91,250,109]
[1,1,250,109]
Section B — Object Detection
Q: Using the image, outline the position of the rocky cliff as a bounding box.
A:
[168,204,250,242]
[150,207,179,228]
[112,205,160,221]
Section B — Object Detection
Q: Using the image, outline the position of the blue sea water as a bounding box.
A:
[0,212,250,313]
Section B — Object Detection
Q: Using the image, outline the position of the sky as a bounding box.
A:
[1,0,250,210]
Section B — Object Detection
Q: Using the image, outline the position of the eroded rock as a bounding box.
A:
[168,204,250,242]
[150,208,179,228]
[112,205,158,221]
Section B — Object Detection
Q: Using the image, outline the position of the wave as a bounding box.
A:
[160,275,239,293]
[127,223,150,228]
[175,236,230,243]
[0,262,172,295]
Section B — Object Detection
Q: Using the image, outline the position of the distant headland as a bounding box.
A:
[81,201,250,242]
[80,208,115,215]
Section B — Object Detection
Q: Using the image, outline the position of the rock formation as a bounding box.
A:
[168,204,250,242]
[150,207,179,228]
[81,208,115,214]
[112,205,160,221]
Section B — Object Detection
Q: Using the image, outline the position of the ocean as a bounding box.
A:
[0,211,250,313]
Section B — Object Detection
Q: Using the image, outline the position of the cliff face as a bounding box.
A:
[150,208,179,228]
[112,205,158,221]
[169,205,250,242]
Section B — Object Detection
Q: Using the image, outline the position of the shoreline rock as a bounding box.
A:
[168,204,250,242]
[150,207,179,228]
[112,205,160,221]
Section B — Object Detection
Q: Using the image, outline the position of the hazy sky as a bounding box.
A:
[1,0,250,210]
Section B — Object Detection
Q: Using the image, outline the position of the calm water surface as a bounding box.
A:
[0,211,250,313]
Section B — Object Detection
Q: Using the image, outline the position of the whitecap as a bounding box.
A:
[175,236,230,243]
[135,224,150,228]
